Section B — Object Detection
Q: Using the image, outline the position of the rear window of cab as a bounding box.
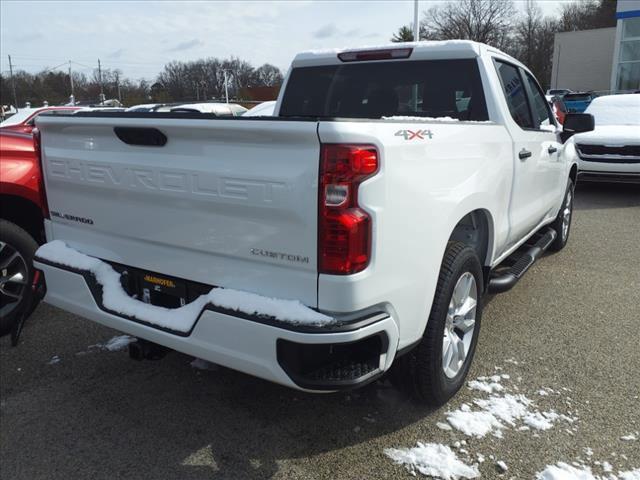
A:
[279,59,489,121]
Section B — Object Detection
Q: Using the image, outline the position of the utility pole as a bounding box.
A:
[115,71,121,104]
[413,0,419,42]
[224,70,229,104]
[201,80,208,100]
[8,54,18,109]
[68,60,75,105]
[97,58,104,104]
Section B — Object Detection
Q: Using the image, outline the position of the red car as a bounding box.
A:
[0,129,47,335]
[0,106,81,134]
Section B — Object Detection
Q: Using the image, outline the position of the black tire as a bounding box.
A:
[0,219,39,336]
[392,241,483,406]
[548,179,574,252]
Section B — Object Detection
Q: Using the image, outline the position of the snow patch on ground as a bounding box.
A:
[386,367,638,478]
[474,393,532,426]
[445,375,576,438]
[88,335,135,352]
[36,240,334,331]
[385,442,480,479]
[619,469,640,480]
[536,463,640,480]
[536,462,598,480]
[445,409,504,438]
[468,378,504,394]
[523,411,561,431]
[47,355,61,365]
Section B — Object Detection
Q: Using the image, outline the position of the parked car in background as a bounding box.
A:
[545,88,572,102]
[169,102,247,116]
[0,129,46,335]
[1,105,18,121]
[33,40,592,406]
[125,103,161,112]
[125,103,173,113]
[562,92,594,113]
[0,106,82,134]
[570,94,640,183]
[243,101,276,117]
[550,96,568,124]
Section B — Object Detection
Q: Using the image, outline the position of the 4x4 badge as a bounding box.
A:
[395,129,434,140]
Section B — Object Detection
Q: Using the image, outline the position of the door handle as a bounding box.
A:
[519,149,532,160]
[548,146,558,154]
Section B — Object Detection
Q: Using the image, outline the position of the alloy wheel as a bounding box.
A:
[562,189,573,241]
[442,272,478,379]
[0,242,29,318]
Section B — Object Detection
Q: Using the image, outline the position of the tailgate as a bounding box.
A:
[37,115,320,307]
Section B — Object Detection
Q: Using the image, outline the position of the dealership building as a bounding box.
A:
[551,0,640,92]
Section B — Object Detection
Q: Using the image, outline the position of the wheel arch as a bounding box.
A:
[0,194,45,244]
[447,209,495,287]
[569,163,578,185]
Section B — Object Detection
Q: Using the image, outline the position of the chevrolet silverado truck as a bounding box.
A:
[31,41,594,406]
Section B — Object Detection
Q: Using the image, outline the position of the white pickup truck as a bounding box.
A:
[31,41,594,406]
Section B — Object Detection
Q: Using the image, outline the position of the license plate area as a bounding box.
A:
[110,263,212,309]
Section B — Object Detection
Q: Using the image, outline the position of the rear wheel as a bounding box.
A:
[548,179,574,252]
[392,241,483,406]
[0,220,38,336]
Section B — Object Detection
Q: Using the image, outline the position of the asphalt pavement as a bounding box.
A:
[1,181,639,480]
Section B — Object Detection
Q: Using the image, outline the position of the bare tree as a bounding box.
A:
[558,0,616,32]
[252,64,284,87]
[511,0,559,88]
[421,0,516,50]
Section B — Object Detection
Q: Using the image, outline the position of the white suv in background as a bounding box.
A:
[570,94,640,183]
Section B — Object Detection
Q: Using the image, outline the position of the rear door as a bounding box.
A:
[494,60,560,247]
[37,115,321,306]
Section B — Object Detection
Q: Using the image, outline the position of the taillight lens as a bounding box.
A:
[319,144,378,274]
[33,128,50,219]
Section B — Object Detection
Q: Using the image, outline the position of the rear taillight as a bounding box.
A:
[33,128,49,219]
[319,144,378,275]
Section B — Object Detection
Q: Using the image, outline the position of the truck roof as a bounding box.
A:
[293,40,519,69]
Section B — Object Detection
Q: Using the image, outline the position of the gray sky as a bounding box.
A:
[1,0,570,81]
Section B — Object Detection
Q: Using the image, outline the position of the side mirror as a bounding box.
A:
[561,113,594,143]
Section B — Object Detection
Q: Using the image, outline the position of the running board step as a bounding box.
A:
[488,229,557,294]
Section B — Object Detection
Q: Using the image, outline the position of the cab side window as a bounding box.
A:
[524,73,555,129]
[494,61,533,129]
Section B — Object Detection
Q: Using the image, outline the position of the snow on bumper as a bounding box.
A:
[35,240,334,333]
[34,241,399,390]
